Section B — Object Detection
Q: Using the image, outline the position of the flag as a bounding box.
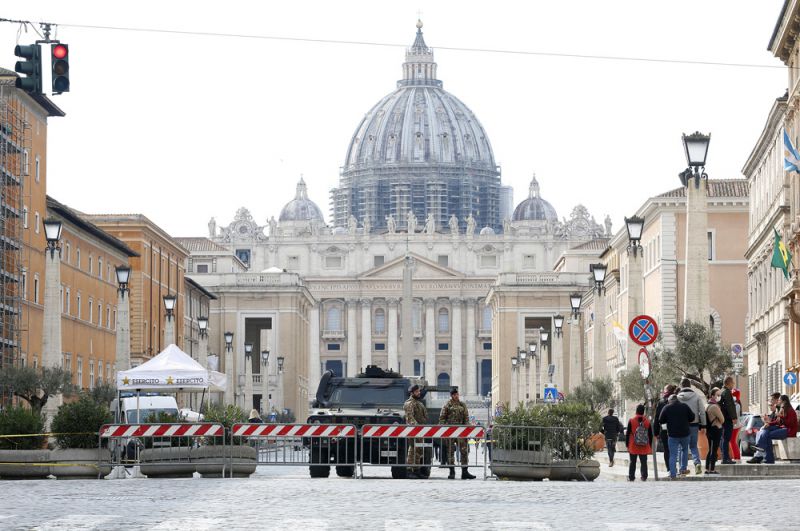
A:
[785,131,800,173]
[771,228,793,279]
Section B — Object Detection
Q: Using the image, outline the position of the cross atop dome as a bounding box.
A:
[399,20,441,88]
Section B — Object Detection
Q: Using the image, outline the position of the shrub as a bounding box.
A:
[0,406,44,450]
[51,395,113,449]
[203,404,248,445]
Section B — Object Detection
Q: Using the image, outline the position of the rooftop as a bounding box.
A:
[655,179,750,199]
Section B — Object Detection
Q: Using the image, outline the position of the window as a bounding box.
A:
[89,360,95,389]
[327,343,341,351]
[34,212,40,234]
[89,255,93,275]
[326,306,342,331]
[707,231,715,261]
[113,310,116,329]
[64,353,72,374]
[88,298,93,323]
[373,255,385,267]
[482,305,492,330]
[97,303,102,326]
[77,357,83,387]
[413,359,422,376]
[21,270,26,300]
[106,306,111,328]
[34,276,39,304]
[287,256,299,270]
[76,294,81,319]
[235,249,251,266]
[374,343,386,351]
[76,249,81,270]
[35,155,40,183]
[438,308,449,333]
[480,255,497,268]
[325,256,342,268]
[65,287,70,315]
[97,361,103,385]
[22,206,28,228]
[374,309,386,334]
[523,254,536,268]
[437,255,449,267]
[60,287,64,312]
[438,343,449,351]
[98,257,103,278]
[22,149,29,175]
[65,243,71,264]
[106,364,111,383]
[483,342,492,350]
[196,264,209,273]
[324,360,343,377]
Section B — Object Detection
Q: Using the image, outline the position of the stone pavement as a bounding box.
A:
[0,465,794,530]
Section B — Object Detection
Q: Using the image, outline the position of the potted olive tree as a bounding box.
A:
[0,406,49,479]
[137,411,195,479]
[50,395,114,479]
[195,404,256,478]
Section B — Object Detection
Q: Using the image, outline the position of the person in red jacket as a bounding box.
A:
[729,388,743,460]
[759,394,798,464]
[625,404,653,481]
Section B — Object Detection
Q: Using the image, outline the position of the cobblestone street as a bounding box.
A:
[0,466,794,530]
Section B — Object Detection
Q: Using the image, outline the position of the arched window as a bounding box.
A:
[374,308,386,334]
[438,308,449,333]
[326,306,342,331]
[437,373,450,388]
[482,305,492,331]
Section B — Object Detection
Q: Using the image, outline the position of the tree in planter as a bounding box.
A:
[0,407,44,450]
[567,376,616,412]
[203,404,247,445]
[0,366,74,414]
[50,395,113,449]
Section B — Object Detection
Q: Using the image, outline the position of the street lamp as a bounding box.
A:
[163,295,177,318]
[277,356,285,373]
[244,342,254,360]
[115,266,131,295]
[679,131,710,187]
[569,292,582,319]
[224,331,234,351]
[590,263,607,295]
[519,348,528,364]
[553,314,564,337]
[261,349,270,366]
[540,328,549,344]
[43,218,62,258]
[529,343,537,356]
[197,316,209,338]
[510,356,518,369]
[625,215,645,257]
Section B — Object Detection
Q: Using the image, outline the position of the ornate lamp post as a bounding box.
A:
[261,349,270,414]
[197,316,209,368]
[510,355,519,405]
[624,214,645,372]
[529,342,539,402]
[42,218,63,426]
[590,264,607,378]
[163,294,177,347]
[519,348,529,402]
[114,266,132,376]
[276,356,285,413]
[569,292,583,389]
[223,331,234,405]
[243,342,254,410]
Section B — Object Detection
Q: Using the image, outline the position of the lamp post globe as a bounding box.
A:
[244,342,254,359]
[625,215,645,257]
[197,316,208,337]
[277,356,285,373]
[261,349,270,366]
[569,292,582,318]
[163,294,177,316]
[682,131,710,167]
[224,331,234,351]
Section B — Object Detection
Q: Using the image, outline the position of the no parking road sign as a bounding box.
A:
[629,315,658,346]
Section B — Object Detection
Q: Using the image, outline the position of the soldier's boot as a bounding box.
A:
[448,467,456,479]
[461,467,476,480]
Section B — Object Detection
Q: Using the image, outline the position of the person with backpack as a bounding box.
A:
[704,387,724,474]
[625,404,652,481]
[600,408,624,467]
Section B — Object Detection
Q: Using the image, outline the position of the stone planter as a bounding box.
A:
[50,448,112,479]
[0,449,51,479]
[139,447,194,478]
[194,445,257,478]
[489,448,551,481]
[548,459,600,481]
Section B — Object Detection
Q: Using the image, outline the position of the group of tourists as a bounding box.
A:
[602,375,798,481]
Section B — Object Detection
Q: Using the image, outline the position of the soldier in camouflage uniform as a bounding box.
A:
[403,384,428,479]
[439,388,476,479]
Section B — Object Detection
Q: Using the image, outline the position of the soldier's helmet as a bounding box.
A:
[408,384,420,393]
[450,387,459,396]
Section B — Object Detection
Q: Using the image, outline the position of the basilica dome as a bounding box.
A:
[512,175,558,222]
[332,21,502,234]
[279,178,325,223]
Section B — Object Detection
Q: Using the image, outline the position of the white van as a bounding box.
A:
[114,395,180,424]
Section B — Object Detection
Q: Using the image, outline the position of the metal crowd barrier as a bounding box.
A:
[99,423,227,478]
[231,423,359,478]
[359,424,486,479]
[487,425,587,480]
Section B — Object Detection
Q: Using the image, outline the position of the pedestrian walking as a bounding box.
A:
[404,384,428,479]
[439,388,476,480]
[625,404,652,481]
[704,388,724,474]
[677,378,706,475]
[719,376,739,464]
[600,408,624,467]
[653,384,677,469]
[658,394,694,479]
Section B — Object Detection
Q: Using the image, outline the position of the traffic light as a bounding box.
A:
[51,43,69,94]
[14,44,42,94]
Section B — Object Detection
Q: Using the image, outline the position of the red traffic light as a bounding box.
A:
[52,44,68,59]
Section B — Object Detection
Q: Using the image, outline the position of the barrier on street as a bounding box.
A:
[359,424,486,479]
[230,423,359,478]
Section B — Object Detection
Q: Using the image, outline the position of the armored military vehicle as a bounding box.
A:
[306,365,443,478]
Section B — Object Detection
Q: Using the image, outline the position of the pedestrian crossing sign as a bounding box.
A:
[543,385,557,403]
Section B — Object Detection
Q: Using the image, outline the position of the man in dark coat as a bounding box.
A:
[600,408,624,467]
[659,394,694,479]
[719,376,739,464]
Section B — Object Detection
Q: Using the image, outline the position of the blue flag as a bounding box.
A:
[785,131,800,173]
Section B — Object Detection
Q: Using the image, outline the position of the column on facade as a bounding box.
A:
[592,293,606,379]
[553,330,564,391]
[465,299,477,396]
[361,298,372,370]
[198,333,208,370]
[511,366,518,405]
[684,180,710,323]
[387,298,399,372]
[569,316,582,391]
[260,328,271,413]
[115,288,131,375]
[309,305,321,390]
[347,299,358,377]
[627,252,643,368]
[165,314,176,347]
[42,246,63,425]
[450,298,462,392]
[424,298,436,383]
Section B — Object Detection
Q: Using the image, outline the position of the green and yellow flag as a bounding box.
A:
[771,228,793,279]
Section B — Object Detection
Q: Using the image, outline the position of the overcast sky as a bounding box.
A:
[2,1,788,237]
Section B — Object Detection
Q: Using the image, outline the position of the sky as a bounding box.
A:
[1,0,788,237]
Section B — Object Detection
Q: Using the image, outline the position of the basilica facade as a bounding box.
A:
[181,23,609,419]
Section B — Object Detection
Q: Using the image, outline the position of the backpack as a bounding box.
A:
[633,417,649,447]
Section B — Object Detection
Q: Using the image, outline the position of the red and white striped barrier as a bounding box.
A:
[231,423,357,438]
[361,424,485,439]
[99,423,224,438]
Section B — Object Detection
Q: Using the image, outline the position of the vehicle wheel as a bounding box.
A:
[309,465,330,478]
[335,466,354,477]
[391,466,407,479]
[418,466,430,479]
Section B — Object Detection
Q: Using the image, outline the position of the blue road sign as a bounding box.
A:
[543,386,557,403]
[784,372,798,386]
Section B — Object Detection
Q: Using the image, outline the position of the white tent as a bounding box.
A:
[117,344,226,391]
